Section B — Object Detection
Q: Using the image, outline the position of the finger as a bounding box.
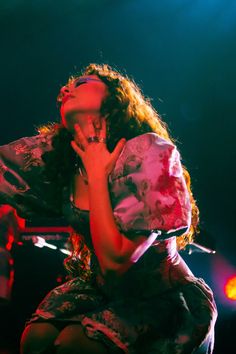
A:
[74,124,88,148]
[111,138,126,162]
[71,140,84,158]
[100,117,106,139]
[87,116,96,138]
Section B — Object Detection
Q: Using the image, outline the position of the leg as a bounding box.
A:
[20,322,59,354]
[54,324,112,354]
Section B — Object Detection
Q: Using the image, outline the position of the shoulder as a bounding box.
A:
[122,132,174,154]
[110,132,179,181]
[120,133,176,162]
[109,132,191,235]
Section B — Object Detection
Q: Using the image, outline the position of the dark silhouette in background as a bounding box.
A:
[0,205,23,349]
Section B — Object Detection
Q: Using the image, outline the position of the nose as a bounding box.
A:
[60,85,70,96]
[57,85,71,103]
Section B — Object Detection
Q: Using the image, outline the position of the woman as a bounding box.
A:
[0,64,217,353]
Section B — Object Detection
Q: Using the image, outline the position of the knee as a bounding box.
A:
[20,323,59,354]
[54,340,75,354]
[54,331,81,354]
[54,338,81,354]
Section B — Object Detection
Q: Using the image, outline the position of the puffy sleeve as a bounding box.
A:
[0,133,58,218]
[109,133,191,241]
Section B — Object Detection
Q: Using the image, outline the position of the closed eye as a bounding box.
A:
[73,77,102,87]
[74,79,87,87]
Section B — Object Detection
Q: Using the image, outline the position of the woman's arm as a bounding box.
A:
[88,174,147,275]
[71,120,148,275]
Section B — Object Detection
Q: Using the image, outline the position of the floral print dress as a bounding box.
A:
[0,132,217,353]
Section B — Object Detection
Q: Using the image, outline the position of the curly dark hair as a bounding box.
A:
[39,63,199,278]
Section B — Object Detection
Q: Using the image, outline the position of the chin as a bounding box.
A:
[63,97,101,111]
[62,116,78,133]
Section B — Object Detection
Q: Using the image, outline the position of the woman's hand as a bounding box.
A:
[71,117,126,180]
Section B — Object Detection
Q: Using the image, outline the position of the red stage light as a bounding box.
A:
[224,276,236,300]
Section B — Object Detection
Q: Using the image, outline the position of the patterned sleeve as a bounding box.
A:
[0,133,57,218]
[109,132,191,240]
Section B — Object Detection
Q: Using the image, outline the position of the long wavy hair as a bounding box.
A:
[39,63,199,278]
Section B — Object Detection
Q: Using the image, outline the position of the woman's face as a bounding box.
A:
[59,74,108,135]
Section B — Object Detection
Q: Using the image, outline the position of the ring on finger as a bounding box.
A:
[87,136,106,144]
[87,136,99,143]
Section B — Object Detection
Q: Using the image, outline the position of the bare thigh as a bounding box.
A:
[20,322,59,354]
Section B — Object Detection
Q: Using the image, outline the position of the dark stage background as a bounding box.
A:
[0,0,236,353]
